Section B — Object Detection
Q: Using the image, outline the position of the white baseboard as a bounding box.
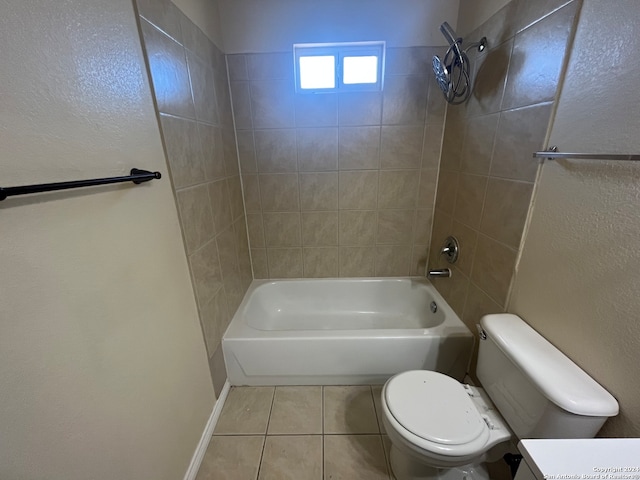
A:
[183,380,231,480]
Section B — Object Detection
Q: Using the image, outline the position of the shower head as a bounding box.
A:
[432,21,487,105]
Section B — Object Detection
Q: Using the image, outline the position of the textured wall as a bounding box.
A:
[136,0,252,393]
[230,49,447,278]
[0,0,214,478]
[510,0,640,437]
[429,0,580,337]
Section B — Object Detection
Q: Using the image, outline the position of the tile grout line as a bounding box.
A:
[255,387,277,480]
[321,385,325,480]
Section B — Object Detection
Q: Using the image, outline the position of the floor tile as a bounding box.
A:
[323,386,379,434]
[268,386,322,434]
[258,435,322,480]
[215,386,275,434]
[196,436,264,480]
[324,435,389,480]
[371,385,386,434]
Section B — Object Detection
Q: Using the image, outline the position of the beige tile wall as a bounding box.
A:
[136,0,252,388]
[229,47,447,278]
[429,0,580,337]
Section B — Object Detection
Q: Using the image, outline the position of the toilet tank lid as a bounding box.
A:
[480,314,619,417]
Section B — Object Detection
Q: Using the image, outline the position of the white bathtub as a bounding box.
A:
[223,277,473,386]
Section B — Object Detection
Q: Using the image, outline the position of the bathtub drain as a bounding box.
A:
[430,301,438,313]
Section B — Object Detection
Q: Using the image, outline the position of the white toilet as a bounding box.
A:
[381,313,619,480]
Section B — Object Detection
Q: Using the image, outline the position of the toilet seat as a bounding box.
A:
[383,371,502,460]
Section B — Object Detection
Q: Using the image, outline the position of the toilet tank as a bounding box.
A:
[476,314,618,439]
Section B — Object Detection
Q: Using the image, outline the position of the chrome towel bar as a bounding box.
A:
[0,168,161,201]
[533,146,640,161]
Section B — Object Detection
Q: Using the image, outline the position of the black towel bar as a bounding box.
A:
[0,168,161,201]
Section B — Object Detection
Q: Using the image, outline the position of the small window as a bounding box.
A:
[294,42,385,93]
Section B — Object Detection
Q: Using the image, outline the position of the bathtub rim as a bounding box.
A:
[223,276,471,340]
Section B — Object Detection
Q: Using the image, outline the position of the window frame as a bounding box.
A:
[294,41,386,94]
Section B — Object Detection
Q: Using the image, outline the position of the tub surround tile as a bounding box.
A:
[514,0,574,33]
[339,247,376,277]
[453,174,489,230]
[422,123,444,169]
[160,114,205,189]
[136,0,182,41]
[227,54,248,81]
[413,208,433,245]
[267,248,303,278]
[299,173,339,211]
[460,113,499,176]
[338,126,381,170]
[263,212,301,247]
[303,247,339,278]
[259,436,322,480]
[434,170,458,216]
[247,52,293,80]
[238,48,440,280]
[470,234,517,306]
[189,239,223,308]
[480,178,534,249]
[236,130,257,173]
[417,169,438,207]
[386,47,430,76]
[501,2,577,110]
[338,92,382,126]
[338,210,377,246]
[382,75,428,125]
[377,170,419,209]
[141,20,195,119]
[296,95,338,127]
[441,266,470,318]
[324,435,389,480]
[324,386,379,434]
[208,178,233,234]
[259,174,300,212]
[450,221,479,278]
[250,79,295,128]
[297,128,339,172]
[466,39,513,118]
[338,171,378,210]
[230,82,253,129]
[199,286,229,355]
[188,51,219,125]
[214,387,275,435]
[410,244,429,277]
[196,436,264,480]
[176,185,215,254]
[242,174,261,213]
[377,210,414,245]
[199,124,226,182]
[463,281,505,331]
[255,129,297,173]
[268,387,323,434]
[380,125,424,169]
[251,248,269,278]
[375,245,411,277]
[491,103,552,182]
[302,212,338,247]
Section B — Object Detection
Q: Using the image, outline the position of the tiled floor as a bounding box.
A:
[196,385,394,480]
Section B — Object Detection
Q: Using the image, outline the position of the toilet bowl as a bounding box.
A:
[381,314,619,480]
[382,370,512,480]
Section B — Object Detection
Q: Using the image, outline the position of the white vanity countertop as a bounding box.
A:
[518,439,640,480]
